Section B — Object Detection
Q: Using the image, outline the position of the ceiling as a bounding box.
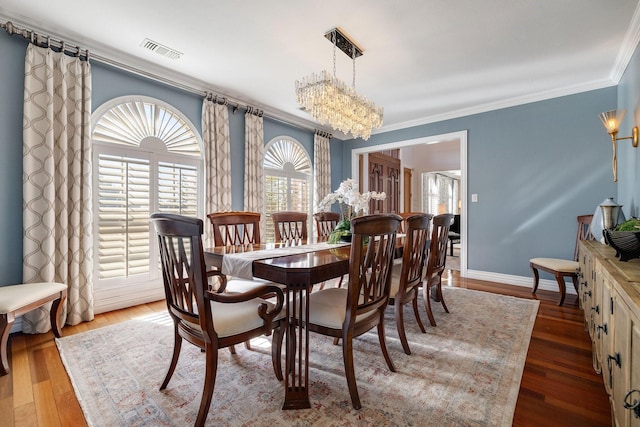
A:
[1,1,639,139]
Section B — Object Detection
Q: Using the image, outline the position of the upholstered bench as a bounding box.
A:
[0,282,67,375]
[529,257,578,306]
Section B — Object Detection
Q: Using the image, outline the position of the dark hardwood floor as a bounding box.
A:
[0,270,611,426]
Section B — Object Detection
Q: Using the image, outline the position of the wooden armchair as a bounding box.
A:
[151,213,285,426]
[271,211,308,243]
[275,214,401,409]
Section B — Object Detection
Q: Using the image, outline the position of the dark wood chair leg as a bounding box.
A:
[394,301,411,355]
[423,285,437,327]
[271,325,284,381]
[341,335,361,410]
[412,296,427,333]
[160,325,183,390]
[377,319,396,372]
[435,279,449,313]
[195,345,217,427]
[0,314,12,376]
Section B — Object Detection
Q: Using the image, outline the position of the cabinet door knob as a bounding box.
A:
[607,353,622,389]
[596,323,608,338]
[624,389,640,418]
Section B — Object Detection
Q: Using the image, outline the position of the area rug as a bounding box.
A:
[56,287,538,426]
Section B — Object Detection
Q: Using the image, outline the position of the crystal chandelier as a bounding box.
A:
[295,28,383,140]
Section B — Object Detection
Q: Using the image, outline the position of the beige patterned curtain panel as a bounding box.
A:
[244,111,265,241]
[313,131,331,236]
[202,98,232,247]
[22,44,94,333]
[314,131,331,210]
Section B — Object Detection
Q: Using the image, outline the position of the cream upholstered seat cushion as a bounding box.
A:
[0,282,67,313]
[186,298,284,338]
[529,257,579,273]
[224,277,285,294]
[307,288,377,329]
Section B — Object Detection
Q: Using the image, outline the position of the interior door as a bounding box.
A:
[403,167,412,212]
[368,152,400,213]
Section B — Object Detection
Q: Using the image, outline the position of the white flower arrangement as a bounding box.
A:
[318,178,386,219]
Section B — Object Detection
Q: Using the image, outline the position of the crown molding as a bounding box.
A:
[610,0,640,83]
[373,78,617,136]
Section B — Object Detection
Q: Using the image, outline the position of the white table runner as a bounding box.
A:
[221,242,349,280]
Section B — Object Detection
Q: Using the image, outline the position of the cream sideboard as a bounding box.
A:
[579,240,640,426]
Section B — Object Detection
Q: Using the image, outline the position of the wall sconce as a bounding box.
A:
[599,109,639,182]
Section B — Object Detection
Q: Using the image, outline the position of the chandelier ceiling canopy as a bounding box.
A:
[295,27,383,140]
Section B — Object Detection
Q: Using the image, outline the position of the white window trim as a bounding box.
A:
[263,136,313,241]
[91,96,203,313]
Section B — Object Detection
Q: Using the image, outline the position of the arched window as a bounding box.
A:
[91,96,203,304]
[263,137,312,242]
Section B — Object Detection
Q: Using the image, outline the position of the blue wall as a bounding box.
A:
[342,88,618,277]
[0,31,27,285]
[0,27,627,286]
[617,40,640,216]
[0,30,337,285]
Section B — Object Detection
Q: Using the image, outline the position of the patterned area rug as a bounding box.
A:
[56,288,538,426]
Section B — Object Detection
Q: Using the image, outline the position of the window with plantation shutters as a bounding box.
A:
[92,96,203,300]
[97,154,151,280]
[263,137,312,242]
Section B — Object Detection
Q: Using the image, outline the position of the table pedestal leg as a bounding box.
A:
[282,285,311,410]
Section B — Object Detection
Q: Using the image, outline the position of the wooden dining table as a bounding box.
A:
[204,240,351,410]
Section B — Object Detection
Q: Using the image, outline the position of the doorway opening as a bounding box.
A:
[350,130,468,275]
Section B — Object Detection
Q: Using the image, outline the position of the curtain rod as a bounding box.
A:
[1,20,89,59]
[1,19,268,118]
[315,129,333,139]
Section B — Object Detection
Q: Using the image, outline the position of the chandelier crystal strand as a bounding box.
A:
[295,28,383,140]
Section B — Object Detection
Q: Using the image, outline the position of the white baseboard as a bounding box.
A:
[93,285,165,314]
[463,269,576,296]
[8,270,570,335]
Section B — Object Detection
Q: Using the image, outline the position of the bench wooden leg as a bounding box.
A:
[554,273,567,306]
[0,313,13,376]
[530,264,540,294]
[50,294,66,338]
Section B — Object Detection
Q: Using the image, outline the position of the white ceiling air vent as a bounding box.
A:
[140,38,182,60]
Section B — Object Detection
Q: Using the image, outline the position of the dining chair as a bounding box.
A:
[423,213,454,327]
[150,213,285,427]
[277,213,401,409]
[398,212,426,234]
[529,214,594,306]
[389,213,432,354]
[271,211,308,243]
[207,211,261,246]
[314,211,340,238]
[206,211,271,294]
[314,211,344,289]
